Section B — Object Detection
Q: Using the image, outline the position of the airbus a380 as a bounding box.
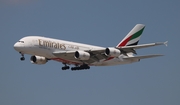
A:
[14,24,167,71]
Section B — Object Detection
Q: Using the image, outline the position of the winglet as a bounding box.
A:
[164,41,168,46]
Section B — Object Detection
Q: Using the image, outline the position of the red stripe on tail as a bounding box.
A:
[118,35,132,47]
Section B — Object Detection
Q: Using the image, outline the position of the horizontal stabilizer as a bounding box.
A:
[123,54,164,60]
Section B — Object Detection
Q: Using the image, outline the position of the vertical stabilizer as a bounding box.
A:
[116,24,145,47]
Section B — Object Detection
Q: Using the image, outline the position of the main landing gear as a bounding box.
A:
[71,64,90,71]
[61,63,70,70]
[61,63,90,71]
[62,66,70,70]
[19,52,25,61]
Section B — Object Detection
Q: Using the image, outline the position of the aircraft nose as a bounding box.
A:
[14,42,22,51]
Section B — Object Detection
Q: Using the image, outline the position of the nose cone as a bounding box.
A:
[14,42,22,51]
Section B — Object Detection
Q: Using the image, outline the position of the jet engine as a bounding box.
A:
[74,51,90,60]
[30,55,47,64]
[105,47,121,57]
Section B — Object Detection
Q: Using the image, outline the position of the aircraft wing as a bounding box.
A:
[52,41,167,64]
[117,41,168,54]
[52,49,107,64]
[123,54,164,60]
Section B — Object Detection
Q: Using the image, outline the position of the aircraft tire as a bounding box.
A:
[20,57,25,61]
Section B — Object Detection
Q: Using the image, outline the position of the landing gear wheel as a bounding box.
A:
[61,63,70,70]
[62,66,70,70]
[67,66,70,69]
[20,57,25,61]
[71,64,90,71]
[19,52,25,61]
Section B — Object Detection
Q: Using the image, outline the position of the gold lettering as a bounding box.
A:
[53,42,58,49]
[43,40,48,47]
[38,39,43,46]
[38,39,66,50]
[49,41,53,48]
[60,44,66,50]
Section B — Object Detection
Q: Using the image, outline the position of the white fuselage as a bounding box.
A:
[14,36,138,66]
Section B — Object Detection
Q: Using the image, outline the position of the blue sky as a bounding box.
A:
[0,0,179,105]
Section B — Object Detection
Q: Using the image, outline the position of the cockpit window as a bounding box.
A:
[18,41,24,43]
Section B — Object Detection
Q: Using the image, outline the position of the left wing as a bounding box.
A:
[52,41,167,64]
[52,49,107,64]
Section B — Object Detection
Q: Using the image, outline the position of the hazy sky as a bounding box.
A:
[0,0,179,105]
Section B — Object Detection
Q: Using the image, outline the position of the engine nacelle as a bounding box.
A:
[74,51,90,60]
[105,47,121,57]
[30,55,47,64]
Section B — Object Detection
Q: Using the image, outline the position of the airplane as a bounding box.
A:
[14,24,167,71]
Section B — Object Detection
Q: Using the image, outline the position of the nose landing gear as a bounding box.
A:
[19,52,25,61]
[20,57,25,61]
